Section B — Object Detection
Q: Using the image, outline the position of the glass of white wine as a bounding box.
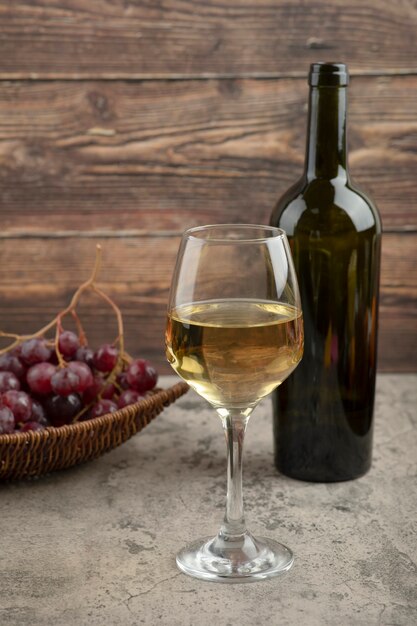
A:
[165,224,304,583]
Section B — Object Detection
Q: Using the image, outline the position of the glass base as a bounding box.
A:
[176,531,294,583]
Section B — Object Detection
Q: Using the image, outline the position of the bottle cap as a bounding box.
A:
[309,62,349,86]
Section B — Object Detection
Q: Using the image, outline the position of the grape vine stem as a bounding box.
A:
[0,245,145,426]
[0,246,127,372]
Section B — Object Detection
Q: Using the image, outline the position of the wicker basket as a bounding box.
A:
[0,381,188,481]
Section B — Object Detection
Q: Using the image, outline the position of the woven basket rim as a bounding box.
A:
[0,382,189,444]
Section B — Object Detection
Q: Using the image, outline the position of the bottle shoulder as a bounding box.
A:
[271,177,382,235]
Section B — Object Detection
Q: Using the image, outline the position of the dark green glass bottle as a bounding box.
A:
[270,62,382,482]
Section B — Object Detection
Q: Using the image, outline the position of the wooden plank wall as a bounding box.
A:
[0,1,416,373]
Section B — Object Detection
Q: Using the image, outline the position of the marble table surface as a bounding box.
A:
[1,374,416,626]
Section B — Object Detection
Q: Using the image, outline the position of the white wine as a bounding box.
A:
[166,299,303,409]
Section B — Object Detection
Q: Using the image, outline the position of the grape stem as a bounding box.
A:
[54,318,66,368]
[0,246,129,376]
[0,244,140,426]
[71,310,88,347]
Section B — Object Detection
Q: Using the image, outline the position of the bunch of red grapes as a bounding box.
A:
[0,331,157,434]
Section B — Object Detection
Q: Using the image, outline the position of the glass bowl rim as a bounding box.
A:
[183,223,287,243]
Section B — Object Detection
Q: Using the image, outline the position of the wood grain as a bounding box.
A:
[0,1,415,372]
[0,76,416,234]
[0,234,415,373]
[0,1,416,77]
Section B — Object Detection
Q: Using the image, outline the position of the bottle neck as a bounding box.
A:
[304,86,349,181]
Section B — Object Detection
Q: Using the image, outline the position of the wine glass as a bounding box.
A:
[165,224,304,583]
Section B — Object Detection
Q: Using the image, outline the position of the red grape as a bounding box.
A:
[20,338,52,365]
[67,361,93,392]
[0,371,21,393]
[83,375,116,404]
[117,389,144,409]
[75,346,94,368]
[93,344,118,372]
[0,406,15,433]
[90,399,118,418]
[0,354,12,371]
[82,375,102,404]
[31,399,48,425]
[58,330,80,357]
[51,368,79,396]
[101,381,116,400]
[0,353,26,380]
[51,362,93,396]
[27,362,56,395]
[1,390,33,422]
[43,393,82,426]
[126,359,158,393]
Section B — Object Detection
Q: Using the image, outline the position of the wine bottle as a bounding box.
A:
[270,62,382,482]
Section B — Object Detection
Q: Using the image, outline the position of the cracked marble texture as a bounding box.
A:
[0,374,416,626]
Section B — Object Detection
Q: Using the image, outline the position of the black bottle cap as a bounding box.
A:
[309,62,349,86]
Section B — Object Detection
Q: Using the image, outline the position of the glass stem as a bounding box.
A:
[219,410,250,541]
